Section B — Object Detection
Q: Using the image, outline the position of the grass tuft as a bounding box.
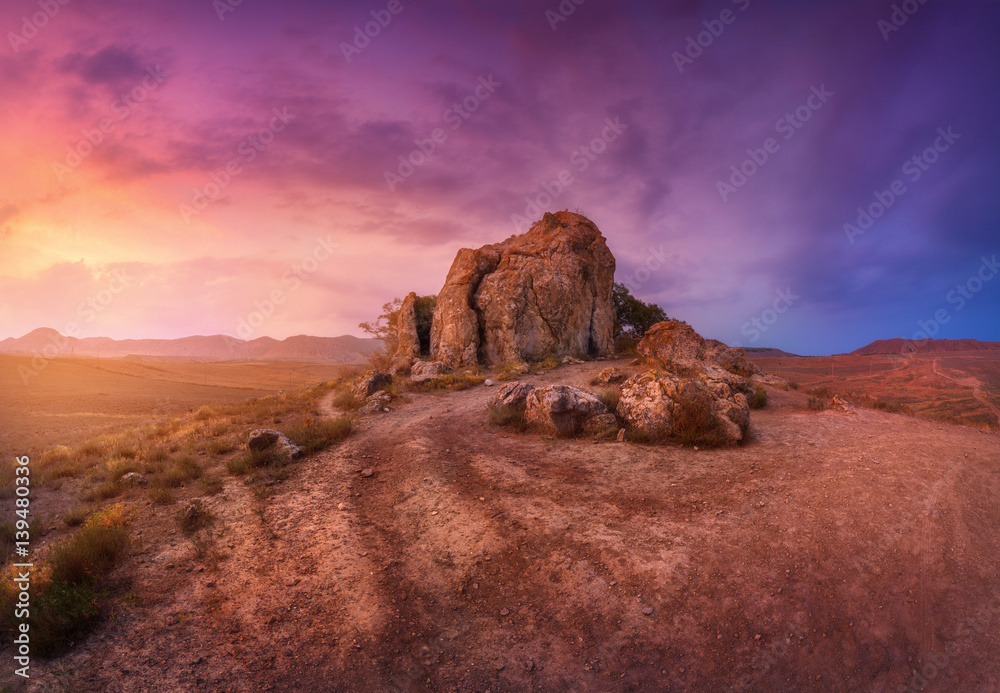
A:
[285,416,352,454]
[748,384,768,410]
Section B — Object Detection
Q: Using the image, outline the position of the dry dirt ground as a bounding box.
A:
[17,360,1000,692]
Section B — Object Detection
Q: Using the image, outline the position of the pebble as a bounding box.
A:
[642,607,654,615]
[337,503,347,511]
[361,468,374,478]
[500,608,510,616]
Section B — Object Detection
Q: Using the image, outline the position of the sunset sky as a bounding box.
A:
[1,0,998,355]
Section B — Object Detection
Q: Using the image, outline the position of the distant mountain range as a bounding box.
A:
[0,328,383,364]
[742,347,801,358]
[851,338,1000,355]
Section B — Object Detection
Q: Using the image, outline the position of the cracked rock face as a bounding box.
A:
[430,211,615,368]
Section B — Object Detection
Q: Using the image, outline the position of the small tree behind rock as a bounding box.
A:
[612,283,677,340]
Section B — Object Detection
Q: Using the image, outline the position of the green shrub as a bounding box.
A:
[148,488,175,505]
[488,404,527,431]
[872,399,908,414]
[748,385,768,410]
[79,480,123,503]
[63,505,92,528]
[206,439,235,456]
[597,387,621,414]
[194,406,217,421]
[496,363,529,382]
[198,475,224,496]
[807,397,826,411]
[408,373,485,391]
[331,390,364,411]
[3,510,131,656]
[226,447,283,476]
[285,416,353,454]
[672,382,729,447]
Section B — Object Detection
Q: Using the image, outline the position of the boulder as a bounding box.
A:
[831,395,856,414]
[615,370,679,440]
[358,390,392,415]
[751,373,790,388]
[409,360,453,384]
[705,340,763,377]
[593,366,625,384]
[352,370,392,399]
[395,292,420,361]
[430,212,616,368]
[637,321,707,367]
[120,472,148,487]
[638,321,762,376]
[488,381,536,410]
[524,385,609,436]
[582,413,619,437]
[616,370,750,446]
[247,428,303,461]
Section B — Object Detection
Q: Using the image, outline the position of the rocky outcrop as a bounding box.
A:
[408,360,453,384]
[352,370,392,399]
[592,366,625,385]
[358,391,392,415]
[615,321,761,446]
[638,320,762,377]
[616,371,750,445]
[488,381,536,410]
[430,212,616,368]
[247,428,303,461]
[395,292,420,362]
[524,385,610,436]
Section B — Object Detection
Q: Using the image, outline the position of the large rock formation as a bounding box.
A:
[395,292,420,362]
[429,212,615,368]
[615,320,759,446]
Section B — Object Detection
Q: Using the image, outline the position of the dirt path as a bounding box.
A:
[932,357,1000,425]
[24,361,1000,692]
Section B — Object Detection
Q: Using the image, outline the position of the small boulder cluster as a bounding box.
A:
[247,428,303,461]
[489,320,768,447]
[489,382,617,438]
[351,370,394,415]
